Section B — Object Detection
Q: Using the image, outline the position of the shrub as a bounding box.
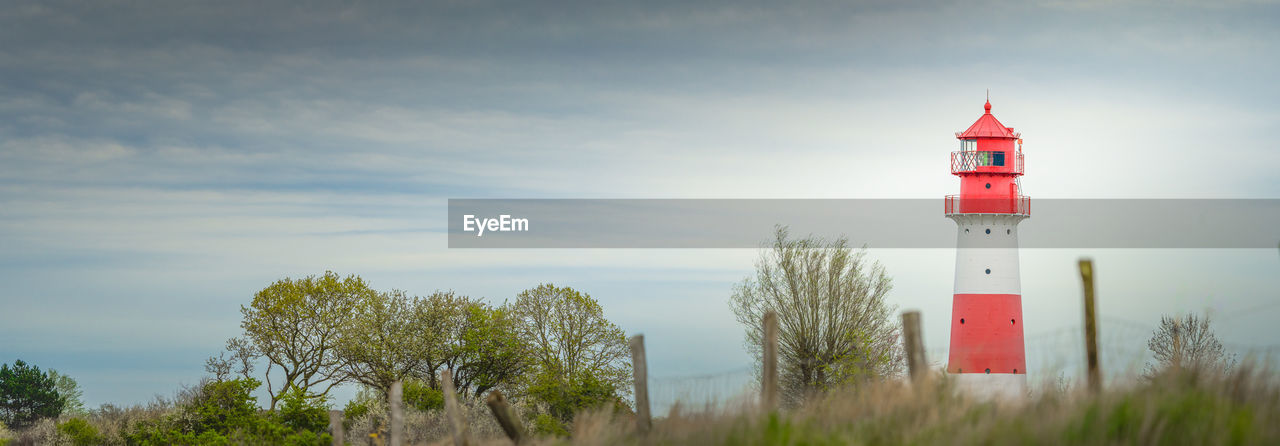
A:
[342,380,443,428]
[181,378,263,434]
[402,379,444,412]
[12,418,59,445]
[122,378,331,446]
[57,417,100,446]
[344,392,512,444]
[531,412,568,437]
[341,387,381,430]
[277,385,329,433]
[528,370,627,423]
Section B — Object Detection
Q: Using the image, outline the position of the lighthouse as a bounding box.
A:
[944,99,1029,397]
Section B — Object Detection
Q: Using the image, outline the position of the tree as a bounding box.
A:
[335,290,436,397]
[47,369,85,415]
[442,301,531,398]
[206,337,257,383]
[1145,313,1234,376]
[408,291,473,390]
[512,284,631,403]
[730,226,903,406]
[336,289,531,400]
[0,359,65,429]
[239,271,372,409]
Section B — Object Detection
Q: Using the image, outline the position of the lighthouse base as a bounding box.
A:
[949,373,1027,400]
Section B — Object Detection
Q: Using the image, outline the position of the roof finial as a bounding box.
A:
[984,89,992,114]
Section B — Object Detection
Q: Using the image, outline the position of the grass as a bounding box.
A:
[529,364,1279,446]
[5,364,1277,445]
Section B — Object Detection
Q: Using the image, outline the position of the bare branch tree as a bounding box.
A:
[1145,313,1234,377]
[512,284,631,397]
[207,337,259,382]
[204,354,232,382]
[731,226,903,406]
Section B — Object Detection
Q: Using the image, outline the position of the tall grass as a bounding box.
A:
[6,364,1277,445]
[549,363,1279,446]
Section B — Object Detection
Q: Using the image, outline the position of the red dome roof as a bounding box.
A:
[956,100,1018,139]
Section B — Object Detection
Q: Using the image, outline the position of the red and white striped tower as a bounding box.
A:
[944,99,1029,397]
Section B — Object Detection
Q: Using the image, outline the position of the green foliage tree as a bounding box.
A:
[0,359,65,429]
[513,284,631,413]
[444,301,531,398]
[239,271,372,409]
[335,290,436,397]
[414,291,478,389]
[47,369,85,415]
[730,226,903,406]
[339,290,531,398]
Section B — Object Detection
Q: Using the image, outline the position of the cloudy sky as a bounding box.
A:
[1,0,1277,408]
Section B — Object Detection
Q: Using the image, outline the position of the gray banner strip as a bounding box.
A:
[446,199,1279,248]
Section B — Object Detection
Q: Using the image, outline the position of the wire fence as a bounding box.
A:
[649,366,756,415]
[646,318,1280,415]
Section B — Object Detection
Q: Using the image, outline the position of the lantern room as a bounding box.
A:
[945,100,1029,215]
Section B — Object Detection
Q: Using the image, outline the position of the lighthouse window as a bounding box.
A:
[961,139,976,151]
[975,150,1006,167]
[985,268,991,274]
[985,228,991,234]
[985,183,991,189]
[1007,229,1011,235]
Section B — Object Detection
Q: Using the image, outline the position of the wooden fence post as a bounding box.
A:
[327,410,344,446]
[762,310,778,410]
[901,311,927,381]
[389,380,403,446]
[485,390,525,444]
[442,369,473,446]
[1079,259,1102,394]
[629,334,652,433]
